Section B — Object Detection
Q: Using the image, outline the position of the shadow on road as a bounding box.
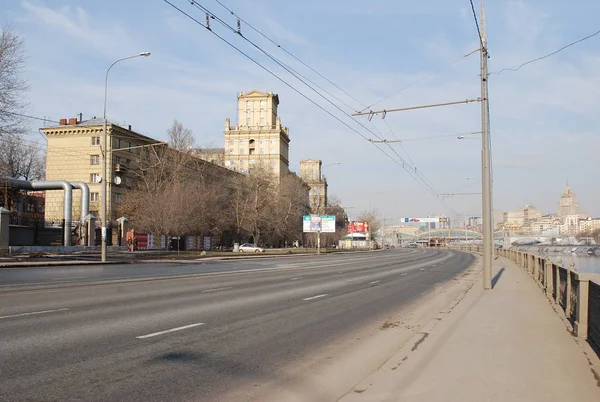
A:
[492,267,505,289]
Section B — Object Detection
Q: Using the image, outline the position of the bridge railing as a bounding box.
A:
[495,248,600,352]
[448,245,600,351]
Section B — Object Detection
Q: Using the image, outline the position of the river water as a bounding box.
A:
[543,255,600,274]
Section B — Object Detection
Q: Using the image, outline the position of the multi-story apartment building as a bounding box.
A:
[41,117,161,224]
[299,159,327,214]
[223,90,290,179]
[579,218,600,234]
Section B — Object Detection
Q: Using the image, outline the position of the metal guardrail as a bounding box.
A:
[497,248,600,351]
[589,281,600,350]
[449,245,600,351]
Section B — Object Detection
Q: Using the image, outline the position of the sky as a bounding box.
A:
[2,0,599,223]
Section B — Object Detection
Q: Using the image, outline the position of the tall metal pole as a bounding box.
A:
[480,0,493,289]
[101,53,150,262]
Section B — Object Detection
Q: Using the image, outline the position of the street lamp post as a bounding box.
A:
[101,52,150,263]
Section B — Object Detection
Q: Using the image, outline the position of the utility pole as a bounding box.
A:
[480,0,493,289]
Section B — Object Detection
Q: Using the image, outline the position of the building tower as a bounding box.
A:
[299,159,327,214]
[223,90,290,178]
[557,183,579,218]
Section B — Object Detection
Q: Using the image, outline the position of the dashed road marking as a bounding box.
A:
[0,308,69,320]
[201,287,233,293]
[136,323,205,339]
[303,294,328,301]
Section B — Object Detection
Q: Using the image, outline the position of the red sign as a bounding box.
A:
[135,233,148,249]
[347,221,369,233]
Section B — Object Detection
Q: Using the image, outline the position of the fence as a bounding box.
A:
[496,248,600,352]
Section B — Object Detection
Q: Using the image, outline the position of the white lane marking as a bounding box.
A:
[303,294,328,301]
[0,308,69,320]
[136,323,205,339]
[401,273,408,276]
[369,280,380,285]
[201,287,233,293]
[51,276,87,280]
[290,277,300,281]
[420,268,425,271]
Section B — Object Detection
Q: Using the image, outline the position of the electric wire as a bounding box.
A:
[164,0,451,209]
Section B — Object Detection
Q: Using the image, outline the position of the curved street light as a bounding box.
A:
[101,52,151,262]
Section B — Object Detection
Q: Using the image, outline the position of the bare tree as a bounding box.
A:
[356,210,381,236]
[168,120,194,152]
[0,26,28,136]
[0,134,45,180]
[272,173,309,246]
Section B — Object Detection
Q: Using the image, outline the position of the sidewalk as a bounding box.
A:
[340,256,600,402]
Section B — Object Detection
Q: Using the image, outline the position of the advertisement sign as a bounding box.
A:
[347,221,369,233]
[321,215,336,233]
[303,216,311,233]
[399,217,440,223]
[310,215,322,232]
[203,236,212,251]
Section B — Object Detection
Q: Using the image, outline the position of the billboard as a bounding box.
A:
[399,217,440,223]
[347,221,369,233]
[321,216,336,233]
[303,215,312,232]
[304,215,329,233]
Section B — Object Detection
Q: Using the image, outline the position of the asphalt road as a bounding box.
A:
[0,248,474,402]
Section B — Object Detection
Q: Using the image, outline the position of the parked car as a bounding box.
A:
[239,243,265,253]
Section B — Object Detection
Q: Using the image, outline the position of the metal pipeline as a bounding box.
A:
[4,178,73,245]
[31,181,73,246]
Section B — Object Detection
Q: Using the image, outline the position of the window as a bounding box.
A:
[269,159,275,165]
[260,117,265,125]
[259,139,264,144]
[270,139,275,145]
[91,136,100,146]
[127,142,132,152]
[260,148,265,154]
[90,173,100,183]
[260,100,265,110]
[229,149,234,154]
[90,192,99,202]
[249,159,255,165]
[246,117,251,125]
[114,193,121,204]
[230,139,234,145]
[115,138,121,149]
[115,156,121,164]
[270,148,276,154]
[90,155,100,165]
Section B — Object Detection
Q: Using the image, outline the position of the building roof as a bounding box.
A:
[42,118,159,143]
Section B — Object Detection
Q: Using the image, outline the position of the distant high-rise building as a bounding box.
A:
[557,184,579,217]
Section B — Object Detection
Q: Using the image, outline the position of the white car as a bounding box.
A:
[239,243,265,253]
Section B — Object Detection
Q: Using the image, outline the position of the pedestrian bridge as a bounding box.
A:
[414,229,483,239]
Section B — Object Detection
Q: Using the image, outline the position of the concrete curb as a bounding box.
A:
[0,260,123,269]
[0,248,385,268]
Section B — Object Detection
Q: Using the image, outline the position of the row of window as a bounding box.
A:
[227,159,275,166]
[89,173,132,186]
[90,155,132,165]
[89,192,121,203]
[229,148,276,155]
[246,100,265,108]
[90,136,134,151]
[229,139,276,145]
